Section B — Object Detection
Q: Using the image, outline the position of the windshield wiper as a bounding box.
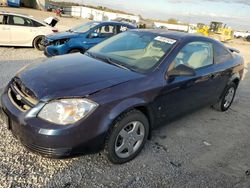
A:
[85,51,98,59]
[105,57,131,71]
[86,52,131,71]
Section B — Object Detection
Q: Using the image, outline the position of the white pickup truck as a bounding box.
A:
[234,31,250,38]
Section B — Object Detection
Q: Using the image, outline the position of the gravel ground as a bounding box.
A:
[0,8,250,188]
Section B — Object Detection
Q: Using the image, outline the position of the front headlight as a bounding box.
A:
[54,38,69,46]
[38,99,98,125]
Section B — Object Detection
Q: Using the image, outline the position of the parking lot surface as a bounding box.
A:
[0,8,250,188]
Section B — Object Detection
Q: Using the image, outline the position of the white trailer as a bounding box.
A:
[234,31,250,38]
[154,22,189,32]
[70,6,140,23]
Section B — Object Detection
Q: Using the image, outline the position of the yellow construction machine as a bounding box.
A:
[196,21,234,42]
[196,23,209,37]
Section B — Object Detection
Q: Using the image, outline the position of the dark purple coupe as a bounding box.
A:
[0,30,244,163]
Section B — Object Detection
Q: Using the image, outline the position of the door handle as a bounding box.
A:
[209,74,215,79]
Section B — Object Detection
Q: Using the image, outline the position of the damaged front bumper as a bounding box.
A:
[0,88,107,158]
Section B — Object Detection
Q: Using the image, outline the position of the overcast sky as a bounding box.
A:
[57,0,250,30]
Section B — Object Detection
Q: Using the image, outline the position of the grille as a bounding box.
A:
[43,38,53,47]
[8,78,38,112]
[23,142,71,157]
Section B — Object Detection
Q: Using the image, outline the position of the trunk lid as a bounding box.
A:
[44,17,59,27]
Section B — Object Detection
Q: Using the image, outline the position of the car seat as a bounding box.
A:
[135,41,166,70]
[187,48,209,69]
[104,26,110,33]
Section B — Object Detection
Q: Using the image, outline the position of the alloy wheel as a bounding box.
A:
[115,121,145,158]
[223,87,235,108]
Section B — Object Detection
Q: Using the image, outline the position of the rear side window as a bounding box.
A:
[8,16,33,26]
[214,44,232,64]
[32,20,44,27]
[117,25,130,33]
[94,25,115,37]
[174,41,214,69]
[0,15,3,24]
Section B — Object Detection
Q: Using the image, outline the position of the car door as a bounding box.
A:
[86,24,116,48]
[154,40,217,124]
[211,42,234,97]
[7,15,35,46]
[0,14,11,45]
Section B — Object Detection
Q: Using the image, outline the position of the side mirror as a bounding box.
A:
[89,32,99,38]
[168,64,195,77]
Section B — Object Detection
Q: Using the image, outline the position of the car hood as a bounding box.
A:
[46,31,80,40]
[16,54,143,101]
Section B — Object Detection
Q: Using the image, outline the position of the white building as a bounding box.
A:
[68,6,140,23]
[154,22,189,32]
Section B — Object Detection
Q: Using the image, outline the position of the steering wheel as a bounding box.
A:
[139,56,159,63]
[135,56,160,69]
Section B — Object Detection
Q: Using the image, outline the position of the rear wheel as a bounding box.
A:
[33,36,45,51]
[69,49,84,54]
[0,87,3,96]
[212,82,237,111]
[105,110,149,164]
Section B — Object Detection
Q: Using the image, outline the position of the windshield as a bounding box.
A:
[71,22,99,33]
[88,31,177,72]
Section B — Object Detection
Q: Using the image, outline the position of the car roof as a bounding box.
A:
[0,11,34,19]
[91,21,136,28]
[0,11,46,25]
[131,29,215,42]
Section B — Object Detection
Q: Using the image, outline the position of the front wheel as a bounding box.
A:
[69,49,84,54]
[33,36,45,51]
[212,82,237,111]
[105,110,149,164]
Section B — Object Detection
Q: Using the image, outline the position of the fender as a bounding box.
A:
[99,97,154,135]
[227,72,240,86]
[68,40,86,51]
[108,98,147,121]
[216,72,241,101]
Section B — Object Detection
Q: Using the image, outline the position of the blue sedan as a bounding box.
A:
[44,21,136,57]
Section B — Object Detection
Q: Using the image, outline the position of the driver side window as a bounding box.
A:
[94,25,115,38]
[174,41,214,69]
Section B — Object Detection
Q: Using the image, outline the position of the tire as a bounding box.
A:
[0,87,3,96]
[105,109,149,164]
[69,49,84,54]
[212,82,237,111]
[33,36,45,51]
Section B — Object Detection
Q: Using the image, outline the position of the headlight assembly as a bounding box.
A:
[38,99,98,125]
[54,38,69,46]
